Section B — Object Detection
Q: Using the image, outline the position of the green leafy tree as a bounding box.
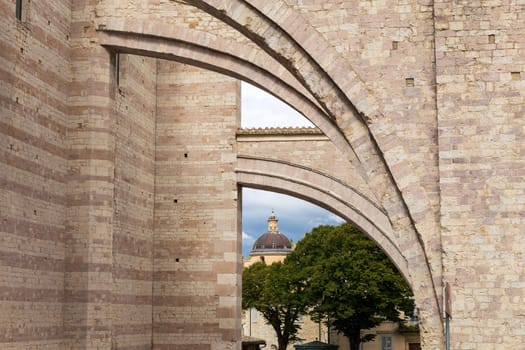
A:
[242,261,309,350]
[286,223,415,350]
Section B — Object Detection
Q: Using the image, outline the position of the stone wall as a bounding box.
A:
[65,0,117,347]
[2,1,243,347]
[435,1,525,347]
[237,128,377,207]
[0,0,71,348]
[154,61,241,349]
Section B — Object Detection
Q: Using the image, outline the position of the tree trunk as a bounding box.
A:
[278,337,289,350]
[348,333,361,350]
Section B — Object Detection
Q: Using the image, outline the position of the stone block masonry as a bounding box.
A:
[435,1,525,348]
[2,0,242,348]
[154,61,241,350]
[1,0,70,348]
[111,53,157,349]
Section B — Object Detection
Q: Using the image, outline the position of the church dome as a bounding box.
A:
[250,211,293,254]
[252,232,293,251]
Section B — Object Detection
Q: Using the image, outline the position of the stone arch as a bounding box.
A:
[236,155,441,347]
[184,1,442,292]
[95,1,444,345]
[96,23,358,166]
[237,156,410,280]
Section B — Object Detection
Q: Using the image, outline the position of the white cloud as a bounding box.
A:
[241,82,314,128]
[306,212,345,228]
[242,231,256,244]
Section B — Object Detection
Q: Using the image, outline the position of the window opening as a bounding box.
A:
[115,53,120,86]
[381,336,393,350]
[16,0,26,21]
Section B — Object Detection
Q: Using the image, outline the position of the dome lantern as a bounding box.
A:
[250,211,292,254]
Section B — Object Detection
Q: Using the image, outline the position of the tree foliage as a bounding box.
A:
[242,261,309,350]
[286,223,415,350]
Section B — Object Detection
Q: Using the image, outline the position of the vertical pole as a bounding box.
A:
[444,282,451,350]
[445,316,450,350]
[249,308,252,336]
[327,316,330,344]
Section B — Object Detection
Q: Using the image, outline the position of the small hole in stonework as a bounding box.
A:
[175,258,180,262]
[48,20,51,25]
[9,144,14,150]
[184,153,188,158]
[173,199,178,203]
[15,97,19,104]
[488,34,495,44]
[405,78,414,87]
[511,72,521,80]
[66,35,69,40]
[392,41,399,50]
[33,210,37,215]
[20,47,24,53]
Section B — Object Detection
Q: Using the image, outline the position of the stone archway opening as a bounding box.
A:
[84,39,441,347]
[239,186,422,350]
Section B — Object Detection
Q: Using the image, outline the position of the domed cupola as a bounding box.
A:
[251,210,293,254]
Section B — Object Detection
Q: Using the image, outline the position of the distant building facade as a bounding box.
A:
[331,320,420,350]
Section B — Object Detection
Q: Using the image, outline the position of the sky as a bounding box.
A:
[240,82,344,257]
[240,81,314,128]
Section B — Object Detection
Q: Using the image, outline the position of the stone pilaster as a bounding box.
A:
[154,62,241,349]
[65,1,116,348]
